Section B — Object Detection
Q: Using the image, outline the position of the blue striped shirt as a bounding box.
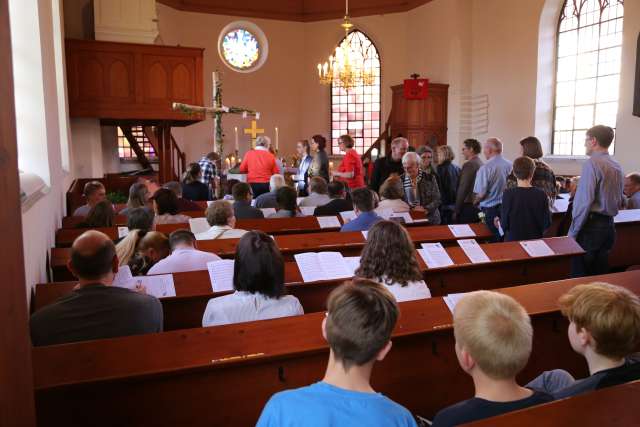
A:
[473,154,512,208]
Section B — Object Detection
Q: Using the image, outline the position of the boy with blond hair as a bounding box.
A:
[528,282,640,398]
[432,291,552,426]
[257,279,416,427]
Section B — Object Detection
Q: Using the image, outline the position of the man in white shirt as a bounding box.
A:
[299,177,331,207]
[148,230,220,275]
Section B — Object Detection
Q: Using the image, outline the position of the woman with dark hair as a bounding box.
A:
[309,134,330,183]
[181,162,210,201]
[269,186,301,218]
[151,188,190,226]
[506,136,557,206]
[331,134,365,191]
[201,231,303,326]
[294,140,313,196]
[355,220,431,302]
[76,200,115,228]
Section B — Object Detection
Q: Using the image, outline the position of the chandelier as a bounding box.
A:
[317,0,376,89]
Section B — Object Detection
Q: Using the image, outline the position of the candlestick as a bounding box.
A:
[275,127,279,151]
[234,127,239,151]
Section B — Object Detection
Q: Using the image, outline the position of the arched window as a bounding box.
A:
[552,0,624,155]
[331,31,381,155]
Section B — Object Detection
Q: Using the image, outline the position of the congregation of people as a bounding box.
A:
[33,124,640,426]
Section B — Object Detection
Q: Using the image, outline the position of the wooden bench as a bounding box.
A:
[467,379,640,426]
[32,270,640,427]
[37,237,583,330]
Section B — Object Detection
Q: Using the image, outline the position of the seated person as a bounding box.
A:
[151,188,191,227]
[624,172,640,209]
[232,182,264,219]
[340,188,382,232]
[269,186,302,218]
[202,231,303,327]
[118,182,153,217]
[30,230,163,346]
[73,181,107,217]
[163,181,201,212]
[376,176,411,214]
[115,208,155,264]
[195,200,248,240]
[257,279,416,427]
[527,282,640,399]
[181,162,211,201]
[355,220,431,302]
[432,291,552,427]
[147,229,220,275]
[299,177,331,207]
[222,178,239,201]
[128,231,170,276]
[255,174,286,209]
[313,181,353,216]
[76,200,115,228]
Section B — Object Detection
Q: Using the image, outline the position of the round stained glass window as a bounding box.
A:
[218,21,268,73]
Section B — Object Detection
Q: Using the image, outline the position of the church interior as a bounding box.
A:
[3,0,640,425]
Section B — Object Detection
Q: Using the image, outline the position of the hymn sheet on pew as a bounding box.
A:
[316,216,341,229]
[117,226,129,239]
[448,224,476,238]
[419,243,455,269]
[377,208,394,220]
[260,208,276,217]
[390,212,413,223]
[520,240,555,257]
[294,252,352,282]
[113,267,176,299]
[344,256,361,276]
[207,259,235,292]
[300,206,316,216]
[113,265,133,287]
[457,239,490,263]
[339,211,357,223]
[443,293,467,314]
[189,217,210,235]
[361,230,368,240]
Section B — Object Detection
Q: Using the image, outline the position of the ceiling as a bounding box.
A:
[157,0,435,22]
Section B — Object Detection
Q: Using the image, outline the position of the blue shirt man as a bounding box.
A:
[341,210,382,232]
[569,125,623,277]
[339,188,381,232]
[473,138,512,241]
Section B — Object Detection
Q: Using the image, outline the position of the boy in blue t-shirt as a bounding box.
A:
[256,279,417,427]
[432,291,553,427]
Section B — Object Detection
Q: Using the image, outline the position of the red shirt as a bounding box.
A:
[239,148,279,183]
[337,148,365,189]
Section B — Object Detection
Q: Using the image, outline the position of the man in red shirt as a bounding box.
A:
[239,136,280,198]
[331,134,365,191]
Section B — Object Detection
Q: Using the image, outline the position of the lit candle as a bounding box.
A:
[225,158,230,168]
[275,127,279,151]
[234,127,239,151]
[231,156,236,165]
[329,161,334,172]
[317,64,322,77]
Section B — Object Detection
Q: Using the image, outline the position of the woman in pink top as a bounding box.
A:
[331,134,365,191]
[239,136,280,197]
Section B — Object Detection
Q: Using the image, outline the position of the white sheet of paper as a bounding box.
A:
[207,200,214,207]
[300,206,316,216]
[294,252,326,283]
[448,224,476,238]
[419,243,455,269]
[615,209,640,224]
[457,239,490,263]
[260,208,276,217]
[112,265,133,287]
[117,226,129,239]
[443,293,468,314]
[361,230,368,240]
[130,274,176,299]
[251,199,257,207]
[520,240,555,257]
[296,197,304,206]
[390,212,413,223]
[376,208,394,220]
[189,217,210,235]
[317,216,341,229]
[552,197,569,213]
[344,256,361,276]
[340,210,357,223]
[207,259,235,292]
[412,218,430,224]
[318,252,352,280]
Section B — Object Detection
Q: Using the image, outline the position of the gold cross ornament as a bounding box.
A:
[244,120,265,147]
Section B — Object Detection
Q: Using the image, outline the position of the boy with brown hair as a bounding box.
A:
[495,156,550,241]
[257,279,416,427]
[528,282,640,399]
[432,291,553,427]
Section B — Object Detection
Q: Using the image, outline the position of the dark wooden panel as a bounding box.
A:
[0,0,36,424]
[390,83,448,147]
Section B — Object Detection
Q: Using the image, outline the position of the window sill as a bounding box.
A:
[543,155,588,162]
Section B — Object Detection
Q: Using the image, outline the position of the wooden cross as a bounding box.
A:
[244,120,264,146]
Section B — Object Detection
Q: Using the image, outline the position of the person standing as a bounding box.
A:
[454,139,483,224]
[239,136,280,198]
[416,145,437,175]
[332,134,365,192]
[369,137,409,193]
[569,125,623,277]
[505,137,557,207]
[197,152,219,199]
[309,134,330,183]
[473,138,512,242]
[401,152,441,225]
[436,145,461,225]
[294,140,313,196]
[181,163,211,201]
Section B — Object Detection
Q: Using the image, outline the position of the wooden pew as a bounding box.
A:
[37,237,583,330]
[467,379,640,426]
[32,271,640,427]
[50,223,494,281]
